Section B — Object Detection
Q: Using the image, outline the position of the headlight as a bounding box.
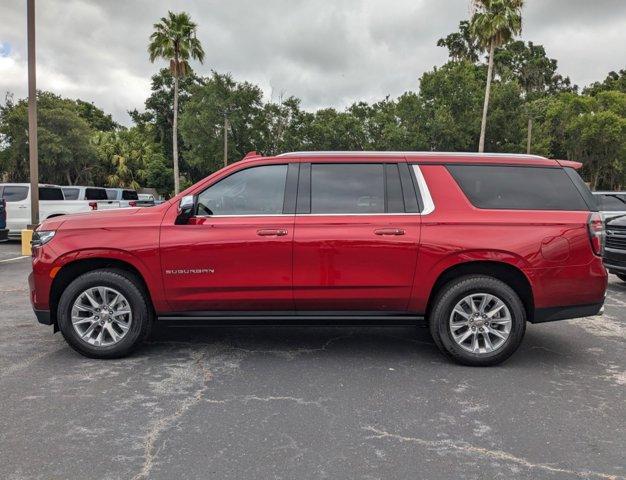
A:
[31,230,56,247]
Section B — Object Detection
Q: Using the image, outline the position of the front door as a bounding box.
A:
[160,163,295,312]
[293,161,421,312]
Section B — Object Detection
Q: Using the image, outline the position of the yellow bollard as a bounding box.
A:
[21,229,33,256]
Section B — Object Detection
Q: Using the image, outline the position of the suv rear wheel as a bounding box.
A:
[57,269,152,358]
[429,275,526,366]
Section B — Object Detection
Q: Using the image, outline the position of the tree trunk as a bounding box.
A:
[223,115,229,168]
[478,40,495,153]
[526,117,532,154]
[172,71,180,195]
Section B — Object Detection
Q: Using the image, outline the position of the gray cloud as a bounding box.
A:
[1,0,625,125]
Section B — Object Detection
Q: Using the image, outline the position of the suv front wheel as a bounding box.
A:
[429,275,526,366]
[57,269,152,358]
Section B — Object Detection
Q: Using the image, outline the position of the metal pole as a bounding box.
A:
[223,114,228,167]
[27,0,39,227]
[526,117,532,155]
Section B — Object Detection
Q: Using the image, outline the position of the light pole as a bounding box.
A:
[27,0,39,228]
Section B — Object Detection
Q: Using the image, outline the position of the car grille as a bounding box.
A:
[606,225,626,250]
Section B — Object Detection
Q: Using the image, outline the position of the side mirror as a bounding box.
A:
[175,195,195,225]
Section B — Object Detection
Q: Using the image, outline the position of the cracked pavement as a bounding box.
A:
[0,241,624,479]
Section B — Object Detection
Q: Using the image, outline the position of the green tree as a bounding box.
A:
[0,92,99,185]
[92,125,172,194]
[584,69,626,96]
[437,21,480,63]
[148,11,204,194]
[470,0,524,152]
[179,72,266,180]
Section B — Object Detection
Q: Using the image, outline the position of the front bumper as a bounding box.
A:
[604,248,626,274]
[34,309,52,325]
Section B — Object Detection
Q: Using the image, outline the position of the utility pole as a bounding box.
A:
[27,0,39,227]
[526,117,533,154]
[223,114,229,167]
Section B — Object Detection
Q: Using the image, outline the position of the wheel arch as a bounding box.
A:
[425,261,535,322]
[49,257,155,327]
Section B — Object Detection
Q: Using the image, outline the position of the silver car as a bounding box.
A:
[592,191,626,222]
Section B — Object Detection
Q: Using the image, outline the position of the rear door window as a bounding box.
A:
[2,186,28,202]
[62,188,80,200]
[39,187,64,201]
[85,188,108,200]
[310,164,385,214]
[447,165,588,211]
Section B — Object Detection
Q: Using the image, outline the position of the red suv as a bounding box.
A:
[29,152,607,365]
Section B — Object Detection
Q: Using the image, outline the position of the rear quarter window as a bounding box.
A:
[39,187,65,201]
[447,165,589,211]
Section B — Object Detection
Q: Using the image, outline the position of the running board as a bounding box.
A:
[157,311,425,326]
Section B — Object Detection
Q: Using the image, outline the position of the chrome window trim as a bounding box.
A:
[189,163,434,218]
[412,165,435,215]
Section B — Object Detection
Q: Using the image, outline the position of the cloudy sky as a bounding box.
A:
[1,0,625,125]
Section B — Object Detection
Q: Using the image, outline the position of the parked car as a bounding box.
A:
[105,188,139,208]
[0,198,8,242]
[29,152,607,366]
[61,186,122,210]
[136,193,156,207]
[0,183,96,239]
[603,214,626,283]
[592,191,626,221]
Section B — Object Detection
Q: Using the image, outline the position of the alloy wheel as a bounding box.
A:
[71,286,132,347]
[449,293,512,354]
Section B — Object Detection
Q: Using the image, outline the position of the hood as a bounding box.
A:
[39,207,144,231]
[606,214,626,227]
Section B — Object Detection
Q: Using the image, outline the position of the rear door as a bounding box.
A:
[2,185,30,232]
[292,160,420,312]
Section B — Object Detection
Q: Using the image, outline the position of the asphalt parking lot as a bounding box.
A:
[0,241,624,480]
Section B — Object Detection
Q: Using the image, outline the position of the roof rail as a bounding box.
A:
[276,151,548,160]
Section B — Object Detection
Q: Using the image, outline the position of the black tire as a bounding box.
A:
[57,269,152,359]
[617,274,626,283]
[429,275,526,367]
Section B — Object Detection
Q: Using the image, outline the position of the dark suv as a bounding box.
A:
[0,198,7,242]
[604,215,626,283]
[29,152,607,366]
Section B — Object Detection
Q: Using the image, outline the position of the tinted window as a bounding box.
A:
[106,189,118,200]
[596,194,626,211]
[447,165,588,211]
[311,164,385,214]
[196,165,288,215]
[85,188,108,200]
[2,186,28,202]
[39,187,64,201]
[122,190,138,200]
[62,188,80,200]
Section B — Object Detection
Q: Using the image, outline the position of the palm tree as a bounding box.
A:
[470,0,524,152]
[148,11,204,194]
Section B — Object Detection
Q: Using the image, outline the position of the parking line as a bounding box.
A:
[0,256,29,264]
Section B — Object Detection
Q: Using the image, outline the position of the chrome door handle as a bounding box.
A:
[374,228,405,236]
[257,229,288,236]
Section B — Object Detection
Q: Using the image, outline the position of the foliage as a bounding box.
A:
[470,0,524,49]
[0,92,100,185]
